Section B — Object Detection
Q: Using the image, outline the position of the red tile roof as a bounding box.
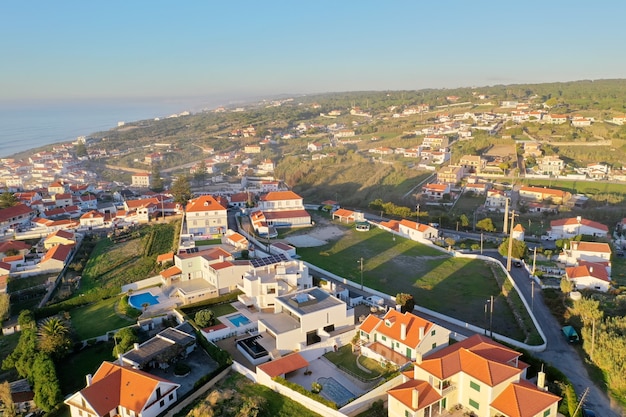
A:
[359,310,434,349]
[550,217,608,232]
[185,195,227,212]
[491,379,560,417]
[570,241,611,253]
[81,210,104,219]
[41,244,72,264]
[0,240,30,253]
[0,204,32,222]
[46,229,75,240]
[387,379,442,411]
[262,210,310,220]
[160,266,182,278]
[399,219,434,233]
[156,252,174,263]
[566,264,609,282]
[333,208,355,218]
[260,191,302,201]
[257,352,309,377]
[520,186,567,198]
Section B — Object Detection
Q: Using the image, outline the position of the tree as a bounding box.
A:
[476,217,496,232]
[560,277,574,294]
[193,160,208,187]
[74,141,87,157]
[0,192,18,209]
[0,293,9,321]
[3,310,37,378]
[0,381,16,417]
[459,214,470,229]
[574,297,603,326]
[150,164,164,192]
[170,175,192,206]
[32,354,62,412]
[113,327,139,358]
[195,309,215,327]
[498,238,528,260]
[396,293,415,313]
[38,317,72,359]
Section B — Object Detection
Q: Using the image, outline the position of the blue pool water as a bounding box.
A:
[318,377,355,406]
[227,313,251,327]
[128,292,159,309]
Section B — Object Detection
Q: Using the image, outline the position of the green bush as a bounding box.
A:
[174,363,191,376]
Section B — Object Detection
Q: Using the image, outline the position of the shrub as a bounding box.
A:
[273,377,338,409]
[174,363,191,376]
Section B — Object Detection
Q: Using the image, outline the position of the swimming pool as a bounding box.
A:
[318,377,355,406]
[128,292,159,310]
[226,313,251,327]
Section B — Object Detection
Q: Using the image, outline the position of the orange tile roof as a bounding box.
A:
[418,334,522,386]
[185,195,227,212]
[46,229,75,240]
[491,379,560,417]
[160,266,182,278]
[80,362,178,416]
[566,264,609,282]
[125,198,160,209]
[387,379,442,411]
[0,262,11,272]
[259,191,302,201]
[424,184,448,192]
[520,186,567,198]
[550,217,608,232]
[81,210,104,219]
[156,252,174,263]
[380,219,401,231]
[41,244,72,263]
[3,254,24,262]
[228,233,247,243]
[399,219,434,233]
[359,314,382,334]
[333,208,355,218]
[0,240,30,253]
[513,224,525,232]
[570,241,611,253]
[360,310,433,349]
[257,353,309,377]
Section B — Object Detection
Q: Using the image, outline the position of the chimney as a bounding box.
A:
[401,323,407,341]
[589,266,593,273]
[85,374,92,387]
[576,216,582,224]
[537,367,547,391]
[412,388,419,410]
[415,352,423,366]
[133,343,140,350]
[419,326,425,340]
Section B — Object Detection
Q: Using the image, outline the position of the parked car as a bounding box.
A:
[514,260,523,267]
[541,235,556,241]
[582,407,597,417]
[562,325,580,343]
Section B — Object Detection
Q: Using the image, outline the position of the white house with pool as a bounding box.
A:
[252,287,354,359]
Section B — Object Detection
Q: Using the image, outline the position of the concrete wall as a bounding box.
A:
[121,276,163,293]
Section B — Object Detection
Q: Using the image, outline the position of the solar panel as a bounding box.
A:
[250,253,289,268]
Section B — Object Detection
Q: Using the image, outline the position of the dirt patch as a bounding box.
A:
[284,224,347,247]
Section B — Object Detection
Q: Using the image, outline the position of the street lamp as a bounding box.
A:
[416,205,420,223]
[357,257,364,290]
[485,295,494,337]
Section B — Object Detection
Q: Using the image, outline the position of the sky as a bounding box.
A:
[2,0,626,103]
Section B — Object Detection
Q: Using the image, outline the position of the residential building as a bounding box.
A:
[545,114,568,124]
[259,191,303,211]
[40,244,73,270]
[244,145,261,154]
[523,142,542,158]
[131,173,151,188]
[256,287,354,356]
[388,334,560,417]
[548,217,608,239]
[332,208,365,223]
[43,229,76,250]
[64,362,180,417]
[459,155,485,173]
[0,240,31,258]
[485,189,508,211]
[518,186,569,205]
[565,263,611,292]
[121,323,196,369]
[0,203,34,233]
[238,255,312,310]
[436,165,464,185]
[558,241,612,265]
[422,135,449,150]
[512,224,525,241]
[185,195,228,237]
[358,310,450,367]
[79,210,106,228]
[397,220,438,242]
[422,183,450,199]
[537,156,564,175]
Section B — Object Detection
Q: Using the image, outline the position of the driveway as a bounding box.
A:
[149,347,219,397]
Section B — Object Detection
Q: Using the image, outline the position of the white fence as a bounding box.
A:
[121,276,163,293]
[339,374,404,416]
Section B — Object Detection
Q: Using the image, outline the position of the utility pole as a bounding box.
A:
[572,387,590,417]
[531,280,535,312]
[480,232,483,255]
[358,257,364,290]
[591,319,596,361]
[416,205,420,223]
[503,197,509,233]
[489,294,494,338]
[532,246,537,275]
[506,210,516,271]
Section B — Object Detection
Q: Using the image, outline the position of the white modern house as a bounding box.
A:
[548,217,608,239]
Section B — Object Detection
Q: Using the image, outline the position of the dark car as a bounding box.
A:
[513,260,523,267]
[582,407,597,417]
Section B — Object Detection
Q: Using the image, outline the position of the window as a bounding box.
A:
[405,410,410,417]
[469,399,479,410]
[160,400,165,407]
[431,329,436,336]
[381,335,387,341]
[169,393,174,401]
[432,342,437,349]
[543,410,550,417]
[78,411,83,417]
[470,381,480,392]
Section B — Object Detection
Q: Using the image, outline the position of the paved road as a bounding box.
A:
[482,251,623,417]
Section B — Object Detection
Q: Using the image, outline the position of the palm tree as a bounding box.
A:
[38,317,71,359]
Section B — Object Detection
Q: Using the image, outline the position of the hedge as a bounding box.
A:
[273,376,339,410]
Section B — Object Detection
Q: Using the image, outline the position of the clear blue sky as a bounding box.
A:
[2,0,625,103]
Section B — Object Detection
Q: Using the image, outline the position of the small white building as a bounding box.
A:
[548,216,608,239]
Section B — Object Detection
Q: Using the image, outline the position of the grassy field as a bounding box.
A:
[70,296,134,340]
[7,273,54,292]
[298,227,527,341]
[179,371,322,417]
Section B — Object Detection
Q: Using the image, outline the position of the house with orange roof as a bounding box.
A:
[228,191,252,209]
[358,310,450,367]
[512,224,525,241]
[185,195,227,237]
[485,189,508,212]
[40,244,73,271]
[332,208,365,223]
[222,230,248,249]
[422,183,450,199]
[256,352,309,382]
[252,191,311,232]
[387,334,560,417]
[2,254,24,270]
[131,172,151,188]
[436,165,464,185]
[0,262,12,276]
[565,263,611,292]
[79,210,105,228]
[519,186,570,205]
[53,192,73,208]
[545,114,568,124]
[64,361,180,417]
[43,229,76,250]
[398,220,438,242]
[156,252,174,265]
[0,240,31,258]
[0,203,34,233]
[548,216,608,239]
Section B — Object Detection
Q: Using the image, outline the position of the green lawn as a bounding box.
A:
[70,296,134,340]
[0,332,20,361]
[324,345,383,380]
[179,372,322,417]
[299,227,528,341]
[180,301,237,318]
[57,341,115,395]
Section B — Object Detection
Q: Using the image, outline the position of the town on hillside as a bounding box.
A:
[2,85,625,417]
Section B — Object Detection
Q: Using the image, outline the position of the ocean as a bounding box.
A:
[0,97,221,158]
